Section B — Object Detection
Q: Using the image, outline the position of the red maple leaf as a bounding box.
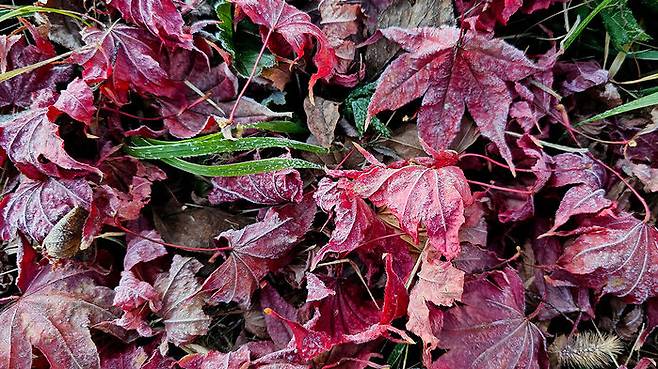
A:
[71,24,179,104]
[367,27,537,171]
[433,268,548,369]
[352,153,473,259]
[107,0,193,48]
[0,175,91,243]
[0,93,100,179]
[0,261,122,369]
[557,212,658,303]
[202,194,316,307]
[456,0,523,32]
[233,0,337,97]
[48,78,97,125]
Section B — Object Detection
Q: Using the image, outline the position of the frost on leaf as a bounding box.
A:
[107,0,193,48]
[233,0,338,96]
[0,261,121,369]
[352,154,473,259]
[0,94,99,179]
[202,195,316,307]
[368,27,537,171]
[71,25,179,104]
[209,167,303,205]
[433,268,548,369]
[0,176,91,243]
[557,212,658,303]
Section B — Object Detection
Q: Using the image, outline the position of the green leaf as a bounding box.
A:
[213,0,235,57]
[561,0,615,51]
[601,0,651,50]
[159,157,321,177]
[344,82,391,138]
[577,91,658,125]
[238,120,307,134]
[234,35,276,77]
[126,135,327,160]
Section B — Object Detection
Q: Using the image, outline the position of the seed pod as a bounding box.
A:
[43,207,89,259]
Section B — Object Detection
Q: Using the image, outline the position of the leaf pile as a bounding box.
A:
[0,0,657,368]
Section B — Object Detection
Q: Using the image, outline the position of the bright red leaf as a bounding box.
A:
[49,77,97,125]
[367,27,537,171]
[233,0,338,96]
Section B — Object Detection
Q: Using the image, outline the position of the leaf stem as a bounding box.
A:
[115,223,233,253]
[466,179,534,195]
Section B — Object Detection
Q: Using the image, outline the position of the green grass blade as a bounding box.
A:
[159,157,321,177]
[0,51,72,83]
[577,91,658,125]
[0,6,89,25]
[561,0,615,51]
[126,136,328,159]
[238,120,307,134]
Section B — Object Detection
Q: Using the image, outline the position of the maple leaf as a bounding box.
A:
[557,212,658,303]
[0,93,100,179]
[159,53,290,138]
[312,177,390,268]
[107,0,193,48]
[153,255,210,346]
[0,33,71,109]
[352,154,473,259]
[0,261,121,369]
[124,229,168,271]
[0,175,91,243]
[71,24,179,104]
[209,168,303,205]
[233,0,338,96]
[48,78,97,125]
[433,268,548,369]
[455,0,523,32]
[546,154,611,234]
[406,254,464,353]
[202,194,316,307]
[367,27,537,170]
[178,346,251,369]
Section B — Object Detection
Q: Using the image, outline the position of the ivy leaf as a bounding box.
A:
[601,0,651,50]
[368,27,537,171]
[344,82,390,138]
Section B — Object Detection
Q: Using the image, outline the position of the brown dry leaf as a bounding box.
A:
[304,96,340,148]
[43,206,88,259]
[153,201,250,249]
[364,0,454,73]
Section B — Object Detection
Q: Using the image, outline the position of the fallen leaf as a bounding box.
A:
[304,96,340,148]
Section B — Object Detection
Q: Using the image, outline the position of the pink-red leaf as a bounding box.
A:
[233,0,337,95]
[433,268,548,369]
[0,96,99,179]
[0,175,91,243]
[209,168,303,205]
[107,0,193,48]
[49,78,97,125]
[202,195,316,307]
[368,27,537,170]
[557,212,658,303]
[352,156,472,259]
[71,25,179,104]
